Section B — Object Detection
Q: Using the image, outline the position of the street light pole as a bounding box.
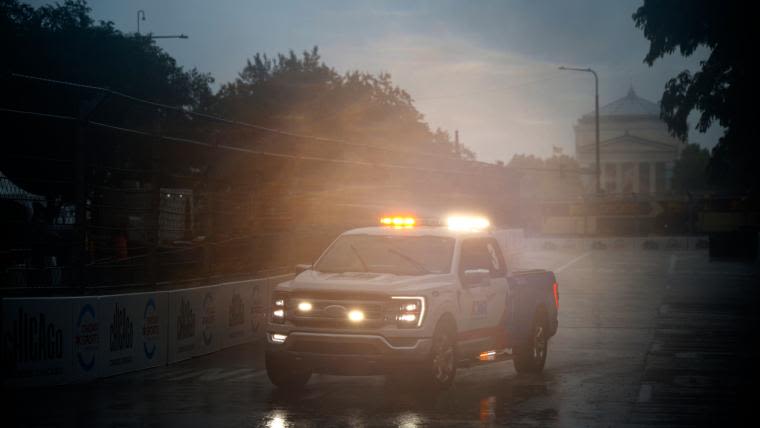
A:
[137,10,145,34]
[559,66,601,195]
[135,10,188,40]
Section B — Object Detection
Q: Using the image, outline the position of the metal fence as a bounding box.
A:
[1,73,520,294]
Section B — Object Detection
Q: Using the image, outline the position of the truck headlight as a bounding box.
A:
[272,296,286,324]
[391,296,425,328]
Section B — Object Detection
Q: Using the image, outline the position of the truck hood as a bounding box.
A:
[279,270,454,295]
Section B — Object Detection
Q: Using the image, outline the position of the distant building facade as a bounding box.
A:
[574,87,684,195]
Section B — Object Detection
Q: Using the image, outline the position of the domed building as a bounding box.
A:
[574,86,685,195]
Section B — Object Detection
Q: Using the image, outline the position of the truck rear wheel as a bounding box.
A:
[265,352,311,389]
[513,312,548,374]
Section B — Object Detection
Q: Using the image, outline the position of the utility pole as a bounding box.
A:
[559,66,601,196]
[454,130,460,157]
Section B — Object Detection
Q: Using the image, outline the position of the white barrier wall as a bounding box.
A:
[2,298,73,386]
[70,297,100,382]
[2,275,285,387]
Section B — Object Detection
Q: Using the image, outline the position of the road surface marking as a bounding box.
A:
[668,253,677,275]
[555,251,591,273]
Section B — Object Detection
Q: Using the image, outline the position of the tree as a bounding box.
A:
[213,47,472,160]
[671,143,710,192]
[633,1,753,190]
[1,0,213,110]
[1,0,214,198]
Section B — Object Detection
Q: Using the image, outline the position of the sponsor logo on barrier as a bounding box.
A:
[109,303,134,352]
[228,292,244,328]
[107,303,134,368]
[75,304,98,371]
[142,298,160,360]
[249,285,264,333]
[3,308,64,365]
[201,292,216,346]
[176,297,195,341]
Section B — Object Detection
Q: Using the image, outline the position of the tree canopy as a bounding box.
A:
[214,47,472,159]
[633,1,753,190]
[0,0,213,109]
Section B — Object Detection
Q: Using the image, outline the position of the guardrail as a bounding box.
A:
[2,273,294,386]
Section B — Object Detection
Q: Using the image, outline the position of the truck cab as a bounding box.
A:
[265,216,559,389]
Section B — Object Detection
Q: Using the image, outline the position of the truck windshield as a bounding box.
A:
[315,234,455,275]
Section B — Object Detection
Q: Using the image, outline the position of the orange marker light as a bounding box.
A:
[380,216,416,227]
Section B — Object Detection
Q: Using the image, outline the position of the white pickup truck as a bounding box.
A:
[265,216,559,389]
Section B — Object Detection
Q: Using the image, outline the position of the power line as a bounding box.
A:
[7,72,475,164]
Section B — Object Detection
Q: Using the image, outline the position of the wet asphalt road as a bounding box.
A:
[10,250,760,427]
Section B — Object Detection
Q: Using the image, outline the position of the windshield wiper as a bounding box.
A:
[350,244,369,272]
[387,248,430,274]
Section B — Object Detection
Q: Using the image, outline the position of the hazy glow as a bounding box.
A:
[271,333,287,343]
[297,301,313,312]
[272,309,284,318]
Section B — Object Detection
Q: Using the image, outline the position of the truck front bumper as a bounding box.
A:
[265,331,433,375]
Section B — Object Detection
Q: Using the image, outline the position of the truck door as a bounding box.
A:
[457,237,509,353]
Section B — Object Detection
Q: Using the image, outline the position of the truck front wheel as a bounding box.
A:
[513,312,548,374]
[265,352,311,389]
[421,321,457,389]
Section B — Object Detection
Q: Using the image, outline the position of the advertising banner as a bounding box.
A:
[98,294,138,377]
[70,297,100,382]
[167,289,198,363]
[194,285,222,357]
[2,298,73,386]
[133,292,168,370]
[218,279,264,349]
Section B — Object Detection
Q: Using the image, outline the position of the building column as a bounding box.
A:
[650,162,657,194]
[633,162,640,193]
[616,162,623,195]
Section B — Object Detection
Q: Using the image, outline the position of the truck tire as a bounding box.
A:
[421,320,457,390]
[513,311,548,374]
[265,352,311,389]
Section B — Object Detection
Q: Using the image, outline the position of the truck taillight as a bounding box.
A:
[272,296,286,324]
[553,282,559,310]
[391,296,425,328]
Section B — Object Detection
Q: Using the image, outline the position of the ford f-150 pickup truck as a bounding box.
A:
[265,215,559,389]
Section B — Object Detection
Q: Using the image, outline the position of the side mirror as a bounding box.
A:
[462,268,490,287]
[294,264,312,275]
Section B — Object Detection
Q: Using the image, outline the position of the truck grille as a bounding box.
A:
[285,295,390,328]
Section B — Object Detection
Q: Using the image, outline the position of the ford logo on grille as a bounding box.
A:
[323,305,348,318]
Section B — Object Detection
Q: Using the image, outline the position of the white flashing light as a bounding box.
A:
[347,309,365,322]
[446,215,490,231]
[274,299,285,307]
[271,333,287,343]
[297,302,313,312]
[272,309,284,318]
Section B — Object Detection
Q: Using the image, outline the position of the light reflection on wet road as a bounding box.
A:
[10,250,758,427]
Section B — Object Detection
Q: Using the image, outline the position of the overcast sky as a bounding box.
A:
[29,0,721,162]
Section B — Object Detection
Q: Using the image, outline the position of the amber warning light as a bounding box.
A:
[380,216,416,227]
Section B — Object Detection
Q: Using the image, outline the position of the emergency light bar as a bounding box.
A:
[379,214,490,231]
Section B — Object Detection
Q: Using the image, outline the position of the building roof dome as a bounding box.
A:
[589,86,660,117]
